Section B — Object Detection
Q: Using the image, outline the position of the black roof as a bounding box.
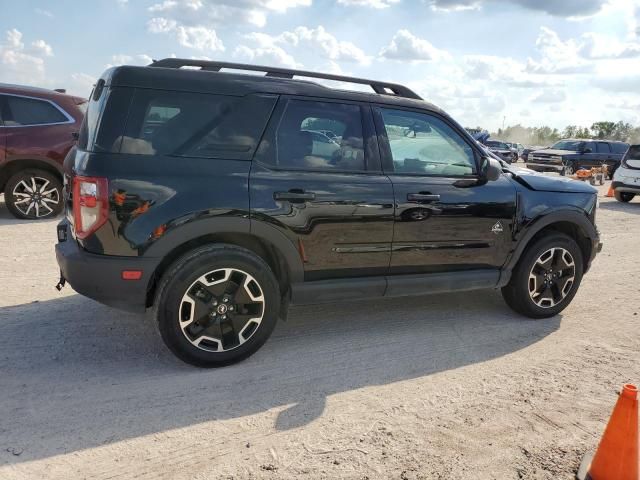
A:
[105,58,442,113]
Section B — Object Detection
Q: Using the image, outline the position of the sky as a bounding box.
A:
[1,0,639,131]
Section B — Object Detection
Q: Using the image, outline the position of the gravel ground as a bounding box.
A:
[0,182,639,480]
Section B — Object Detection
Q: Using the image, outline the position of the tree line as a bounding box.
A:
[467,121,640,147]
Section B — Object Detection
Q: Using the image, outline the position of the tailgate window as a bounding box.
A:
[78,82,132,153]
[118,90,276,160]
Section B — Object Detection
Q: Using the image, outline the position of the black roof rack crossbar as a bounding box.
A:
[149,58,422,100]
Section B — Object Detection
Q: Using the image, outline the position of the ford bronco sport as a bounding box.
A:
[55,59,602,367]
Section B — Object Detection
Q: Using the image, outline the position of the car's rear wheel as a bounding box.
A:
[155,245,280,367]
[502,233,583,319]
[4,169,63,220]
[614,191,635,203]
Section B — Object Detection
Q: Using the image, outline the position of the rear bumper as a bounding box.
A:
[612,180,640,194]
[55,220,159,313]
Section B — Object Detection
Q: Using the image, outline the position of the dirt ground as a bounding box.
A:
[1,181,639,480]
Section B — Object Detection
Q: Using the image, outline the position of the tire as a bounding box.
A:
[502,233,583,319]
[563,164,575,176]
[4,169,63,220]
[154,244,281,367]
[614,191,635,203]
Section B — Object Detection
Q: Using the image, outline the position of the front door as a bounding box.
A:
[373,106,517,275]
[250,97,394,282]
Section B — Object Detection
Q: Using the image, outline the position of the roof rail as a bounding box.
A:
[149,58,422,100]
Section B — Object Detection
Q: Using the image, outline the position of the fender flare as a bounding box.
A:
[144,216,304,284]
[499,209,598,285]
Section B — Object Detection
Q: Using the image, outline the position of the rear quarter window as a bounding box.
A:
[4,95,68,126]
[119,90,277,159]
[611,143,629,155]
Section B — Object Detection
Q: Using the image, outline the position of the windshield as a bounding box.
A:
[486,141,509,149]
[551,140,583,151]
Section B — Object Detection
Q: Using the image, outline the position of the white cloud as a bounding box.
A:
[147,17,177,33]
[31,40,53,57]
[0,29,49,85]
[379,29,450,62]
[176,26,224,51]
[107,54,154,67]
[68,73,97,97]
[146,0,311,28]
[532,89,567,103]
[243,26,370,65]
[337,0,400,8]
[289,26,370,64]
[580,32,640,59]
[34,8,54,17]
[233,44,300,69]
[526,26,593,74]
[147,18,224,51]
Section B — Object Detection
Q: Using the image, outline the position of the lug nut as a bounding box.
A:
[229,306,234,311]
[221,315,227,320]
[223,298,229,303]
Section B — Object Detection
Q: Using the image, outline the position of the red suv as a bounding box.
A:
[0,84,86,219]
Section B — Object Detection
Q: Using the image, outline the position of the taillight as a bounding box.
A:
[72,176,109,239]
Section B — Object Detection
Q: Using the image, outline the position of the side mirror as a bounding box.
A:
[481,156,502,182]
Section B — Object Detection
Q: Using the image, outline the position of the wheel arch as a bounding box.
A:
[144,218,303,308]
[502,210,598,285]
[0,158,63,192]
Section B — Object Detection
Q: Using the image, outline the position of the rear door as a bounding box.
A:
[250,97,394,286]
[373,106,517,275]
[595,142,612,168]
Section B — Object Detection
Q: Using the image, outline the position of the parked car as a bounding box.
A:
[55,59,601,367]
[612,144,640,202]
[485,140,517,163]
[521,145,546,163]
[506,142,524,159]
[0,84,87,219]
[526,139,629,178]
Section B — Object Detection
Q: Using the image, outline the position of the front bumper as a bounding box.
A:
[55,220,159,313]
[612,180,640,194]
[526,162,564,171]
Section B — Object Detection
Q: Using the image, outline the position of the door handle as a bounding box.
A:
[407,193,440,202]
[274,190,316,202]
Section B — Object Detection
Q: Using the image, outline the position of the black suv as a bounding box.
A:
[526,139,629,178]
[55,59,601,367]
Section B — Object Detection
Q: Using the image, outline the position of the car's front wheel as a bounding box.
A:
[502,233,583,318]
[155,245,280,367]
[4,169,63,220]
[614,191,635,203]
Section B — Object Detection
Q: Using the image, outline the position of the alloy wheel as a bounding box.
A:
[179,268,265,352]
[11,176,60,218]
[528,247,576,308]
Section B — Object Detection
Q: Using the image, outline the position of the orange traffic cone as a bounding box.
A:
[606,184,615,198]
[577,384,639,480]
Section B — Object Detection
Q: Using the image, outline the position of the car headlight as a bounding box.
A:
[551,156,563,162]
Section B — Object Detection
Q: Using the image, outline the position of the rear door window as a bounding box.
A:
[4,95,68,126]
[265,99,366,171]
[595,142,610,153]
[119,90,276,159]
